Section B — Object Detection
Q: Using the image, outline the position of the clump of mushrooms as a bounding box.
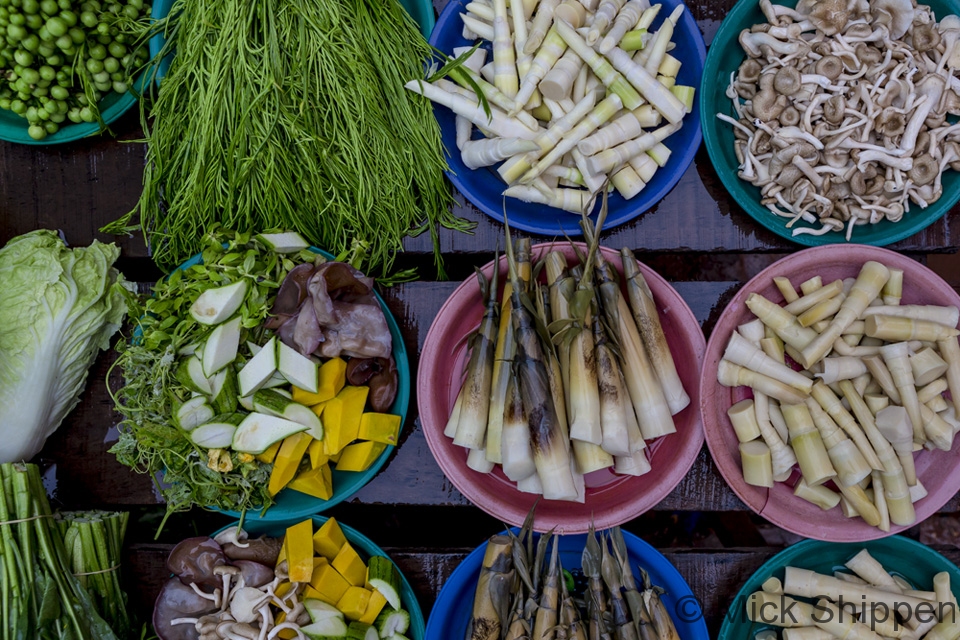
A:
[718,0,960,240]
[155,533,311,640]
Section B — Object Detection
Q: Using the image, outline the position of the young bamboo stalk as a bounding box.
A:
[605,46,687,123]
[466,534,515,640]
[491,0,518,97]
[805,397,872,487]
[939,337,960,416]
[595,249,677,439]
[524,0,561,55]
[585,122,681,175]
[794,479,841,510]
[874,406,917,486]
[741,440,774,488]
[537,286,571,447]
[728,399,762,443]
[754,392,798,481]
[621,248,691,413]
[716,360,808,405]
[540,47,585,101]
[880,342,924,445]
[600,532,640,640]
[723,331,814,393]
[745,293,819,352]
[783,279,844,316]
[404,80,541,139]
[784,568,930,611]
[599,0,650,54]
[799,261,890,369]
[861,305,960,327]
[844,549,902,593]
[610,527,648,640]
[781,402,836,487]
[532,536,561,639]
[643,5,683,75]
[505,220,578,500]
[595,315,642,456]
[500,373,539,482]
[554,19,644,109]
[453,265,499,450]
[641,566,681,640]
[865,315,960,342]
[583,525,612,640]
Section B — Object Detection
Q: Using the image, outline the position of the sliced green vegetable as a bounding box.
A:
[304,598,344,623]
[189,279,249,325]
[191,421,239,448]
[253,389,324,440]
[368,556,402,611]
[232,413,309,454]
[202,316,242,377]
[175,396,215,432]
[278,341,319,393]
[256,232,311,253]
[239,336,278,396]
[376,609,410,636]
[176,356,213,395]
[301,616,349,639]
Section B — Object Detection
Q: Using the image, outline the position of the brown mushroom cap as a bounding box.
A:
[871,0,915,39]
[823,94,846,124]
[738,58,762,83]
[779,105,801,126]
[910,154,938,185]
[815,55,843,80]
[774,66,802,95]
[855,42,883,66]
[799,0,849,35]
[912,22,941,51]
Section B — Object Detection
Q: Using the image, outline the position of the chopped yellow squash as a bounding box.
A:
[337,586,372,621]
[256,440,282,464]
[358,589,388,625]
[287,464,333,500]
[308,439,329,468]
[313,517,347,560]
[318,357,348,399]
[322,386,369,455]
[358,412,402,445]
[302,585,324,602]
[268,432,313,496]
[272,611,298,639]
[276,542,287,568]
[284,519,314,583]
[313,557,329,570]
[274,580,292,599]
[309,563,350,605]
[335,441,387,472]
[332,542,367,586]
[310,401,327,418]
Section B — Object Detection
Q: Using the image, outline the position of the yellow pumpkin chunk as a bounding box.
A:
[335,441,387,472]
[268,432,313,496]
[317,357,348,401]
[287,464,333,500]
[308,439,329,468]
[332,542,367,586]
[337,586,372,621]
[255,440,281,464]
[322,386,369,455]
[309,563,350,605]
[358,589,388,625]
[283,519,314,583]
[358,412,402,445]
[312,517,347,560]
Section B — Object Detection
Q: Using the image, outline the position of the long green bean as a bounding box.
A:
[104,0,469,279]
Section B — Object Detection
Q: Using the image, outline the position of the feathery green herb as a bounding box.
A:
[104,0,470,279]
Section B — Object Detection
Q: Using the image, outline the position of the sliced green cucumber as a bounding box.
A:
[255,231,310,253]
[178,342,199,356]
[238,395,255,412]
[304,599,343,624]
[190,280,249,325]
[368,557,402,611]
[346,622,378,640]
[246,340,262,356]
[375,609,409,637]
[261,371,290,389]
[301,616,348,639]
[277,341,319,393]
[232,412,308,454]
[191,421,238,448]
[176,356,213,395]
[253,389,323,440]
[202,316,242,378]
[211,367,239,414]
[239,336,277,397]
[175,396,215,432]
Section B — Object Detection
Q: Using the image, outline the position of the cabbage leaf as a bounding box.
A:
[0,230,128,463]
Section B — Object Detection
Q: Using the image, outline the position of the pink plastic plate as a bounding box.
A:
[700,244,960,542]
[418,242,706,533]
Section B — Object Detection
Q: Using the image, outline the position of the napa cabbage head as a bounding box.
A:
[0,230,128,463]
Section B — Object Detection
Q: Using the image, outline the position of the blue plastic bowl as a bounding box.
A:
[426,529,709,639]
[147,0,436,84]
[213,516,426,640]
[165,247,411,523]
[717,536,960,640]
[428,0,705,237]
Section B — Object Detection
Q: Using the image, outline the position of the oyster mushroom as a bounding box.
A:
[871,0,915,39]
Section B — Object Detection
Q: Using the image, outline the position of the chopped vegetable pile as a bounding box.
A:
[103,0,469,279]
[109,230,404,524]
[155,517,413,640]
[410,0,696,213]
[718,261,960,532]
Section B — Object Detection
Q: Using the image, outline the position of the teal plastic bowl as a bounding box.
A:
[167,247,411,523]
[147,0,436,84]
[700,0,960,246]
[0,63,146,145]
[717,536,960,640]
[212,516,426,640]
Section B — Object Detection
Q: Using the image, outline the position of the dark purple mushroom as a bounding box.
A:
[231,560,275,588]
[221,536,284,566]
[153,577,218,640]
[166,537,228,591]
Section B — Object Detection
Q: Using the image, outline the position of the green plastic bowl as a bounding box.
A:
[165,247,411,524]
[700,0,960,246]
[147,0,436,84]
[0,69,146,145]
[212,516,426,640]
[717,536,960,640]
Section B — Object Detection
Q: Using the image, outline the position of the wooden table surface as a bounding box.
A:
[3,0,960,636]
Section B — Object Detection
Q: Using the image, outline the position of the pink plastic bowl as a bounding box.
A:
[700,244,960,542]
[418,242,706,533]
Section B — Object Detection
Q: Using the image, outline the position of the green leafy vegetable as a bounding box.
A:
[103,0,472,279]
[0,230,127,464]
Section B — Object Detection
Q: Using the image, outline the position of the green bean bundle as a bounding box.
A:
[106,0,468,277]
